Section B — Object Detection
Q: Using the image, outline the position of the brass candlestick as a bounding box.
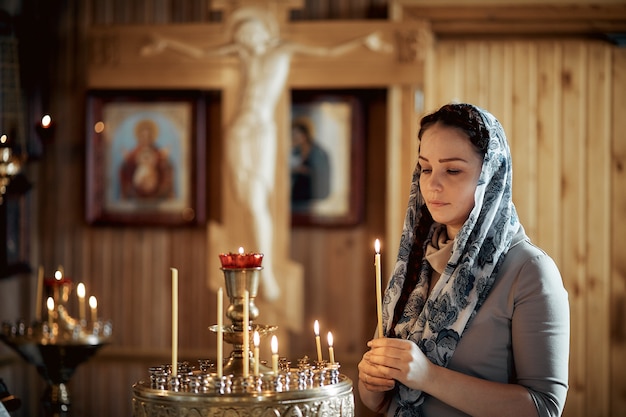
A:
[209,267,276,375]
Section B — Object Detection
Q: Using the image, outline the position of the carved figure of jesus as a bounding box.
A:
[142,7,390,300]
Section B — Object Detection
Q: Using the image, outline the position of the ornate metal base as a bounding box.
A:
[132,372,354,417]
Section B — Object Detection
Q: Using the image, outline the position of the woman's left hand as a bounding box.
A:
[365,337,434,392]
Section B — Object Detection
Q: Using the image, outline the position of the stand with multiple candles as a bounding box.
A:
[0,267,112,417]
[131,249,355,417]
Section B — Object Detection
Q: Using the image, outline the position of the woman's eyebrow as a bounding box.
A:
[418,155,469,163]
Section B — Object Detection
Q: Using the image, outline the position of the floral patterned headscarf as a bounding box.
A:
[381,104,521,415]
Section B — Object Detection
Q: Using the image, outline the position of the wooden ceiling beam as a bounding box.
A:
[400,4,626,37]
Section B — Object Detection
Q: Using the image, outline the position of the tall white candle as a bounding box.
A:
[242,289,250,378]
[89,296,97,323]
[35,266,44,321]
[253,330,260,376]
[271,335,279,374]
[327,331,335,364]
[314,320,323,362]
[375,239,383,338]
[77,283,86,322]
[217,287,223,378]
[171,268,179,377]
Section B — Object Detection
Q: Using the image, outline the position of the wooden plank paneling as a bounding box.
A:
[559,42,588,417]
[610,47,626,417]
[584,43,612,416]
[535,43,562,260]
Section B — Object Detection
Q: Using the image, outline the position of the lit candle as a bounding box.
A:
[242,289,250,378]
[327,331,335,364]
[375,239,383,338]
[89,296,97,323]
[253,330,260,376]
[314,320,323,362]
[77,283,86,322]
[46,297,54,330]
[271,335,279,374]
[217,287,223,378]
[35,266,44,321]
[54,269,63,303]
[171,268,179,377]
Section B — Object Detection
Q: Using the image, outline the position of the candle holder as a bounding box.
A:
[208,266,277,375]
[131,257,355,416]
[0,275,111,417]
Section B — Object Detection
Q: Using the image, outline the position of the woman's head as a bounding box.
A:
[418,103,490,158]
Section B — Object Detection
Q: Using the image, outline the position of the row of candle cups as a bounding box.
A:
[148,357,341,393]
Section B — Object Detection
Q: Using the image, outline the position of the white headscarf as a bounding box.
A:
[382,104,521,415]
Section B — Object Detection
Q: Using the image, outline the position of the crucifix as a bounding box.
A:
[87,0,430,338]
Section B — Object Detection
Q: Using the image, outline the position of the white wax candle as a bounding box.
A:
[327,331,335,364]
[242,289,250,378]
[253,330,260,376]
[375,239,383,338]
[171,268,178,377]
[89,296,97,323]
[77,282,86,322]
[35,266,44,321]
[46,297,54,331]
[271,335,279,374]
[314,320,323,362]
[217,287,223,378]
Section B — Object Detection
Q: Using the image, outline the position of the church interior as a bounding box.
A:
[0,0,625,416]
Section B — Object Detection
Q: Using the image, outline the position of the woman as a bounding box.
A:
[358,103,569,417]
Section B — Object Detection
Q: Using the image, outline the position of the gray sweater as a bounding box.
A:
[389,227,570,417]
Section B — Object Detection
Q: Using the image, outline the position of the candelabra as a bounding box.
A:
[0,272,112,417]
[131,256,355,417]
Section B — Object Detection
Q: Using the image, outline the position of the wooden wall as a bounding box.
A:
[0,1,624,417]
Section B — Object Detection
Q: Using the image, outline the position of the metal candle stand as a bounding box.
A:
[132,265,355,417]
[0,309,112,416]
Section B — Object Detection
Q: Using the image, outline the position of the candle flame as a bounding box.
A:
[253,330,260,347]
[55,270,62,280]
[41,114,52,127]
[46,297,54,311]
[375,239,381,254]
[314,319,320,336]
[271,335,278,354]
[0,135,6,144]
[77,282,85,298]
[327,331,334,347]
[89,295,97,309]
[238,247,244,255]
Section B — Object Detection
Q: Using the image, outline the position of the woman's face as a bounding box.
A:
[418,123,483,239]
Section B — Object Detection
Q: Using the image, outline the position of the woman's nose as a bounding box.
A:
[424,171,443,191]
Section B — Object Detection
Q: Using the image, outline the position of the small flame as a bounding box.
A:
[271,335,278,354]
[41,115,52,128]
[374,239,381,254]
[89,296,97,309]
[238,247,245,255]
[314,319,320,336]
[77,283,85,299]
[46,297,54,311]
[253,330,260,347]
[327,331,334,347]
